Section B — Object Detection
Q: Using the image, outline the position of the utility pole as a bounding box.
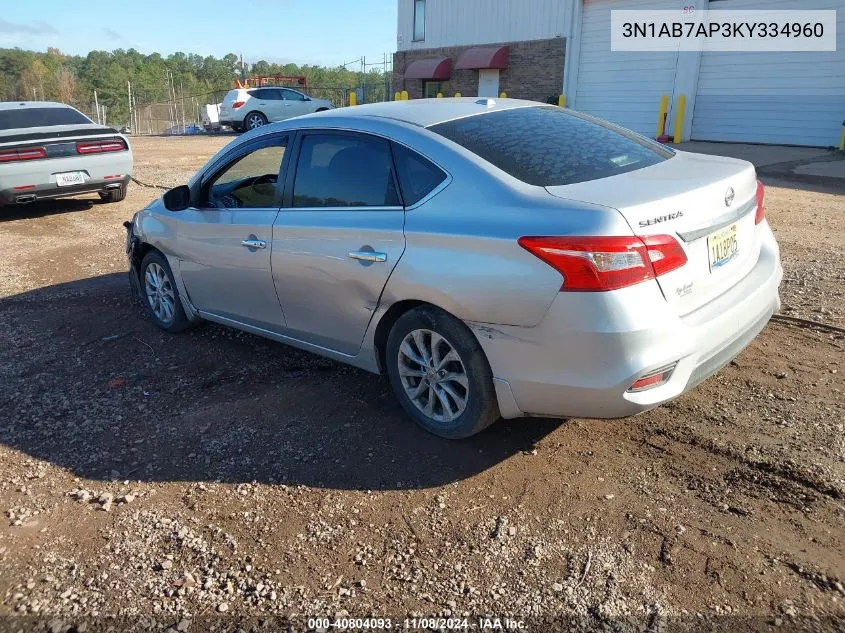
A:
[127,81,132,132]
[180,81,186,133]
[94,90,100,124]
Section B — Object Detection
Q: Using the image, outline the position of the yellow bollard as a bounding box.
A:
[454,91,462,98]
[558,94,566,108]
[348,91,357,106]
[436,92,443,98]
[499,91,507,98]
[656,95,669,139]
[401,90,409,101]
[840,121,845,151]
[394,91,401,101]
[672,95,686,144]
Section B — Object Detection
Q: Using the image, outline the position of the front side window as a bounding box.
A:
[413,0,425,41]
[205,140,287,209]
[292,134,400,208]
[392,143,447,206]
[429,106,673,187]
[281,89,306,101]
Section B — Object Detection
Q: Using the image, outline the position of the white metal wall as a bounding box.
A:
[690,0,845,147]
[570,0,685,138]
[396,0,573,50]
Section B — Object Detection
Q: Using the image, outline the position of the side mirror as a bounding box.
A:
[163,185,191,211]
[304,96,312,101]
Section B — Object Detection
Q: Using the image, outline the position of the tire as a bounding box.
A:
[385,305,500,439]
[139,251,191,333]
[99,185,127,203]
[243,111,268,131]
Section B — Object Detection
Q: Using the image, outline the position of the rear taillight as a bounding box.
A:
[232,100,246,109]
[76,139,126,154]
[0,146,46,162]
[755,180,765,224]
[518,234,688,292]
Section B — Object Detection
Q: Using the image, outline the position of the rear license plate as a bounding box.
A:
[707,223,739,271]
[55,171,85,187]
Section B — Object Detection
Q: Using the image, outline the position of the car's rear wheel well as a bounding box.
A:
[374,300,425,373]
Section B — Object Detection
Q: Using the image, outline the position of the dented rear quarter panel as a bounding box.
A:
[380,170,633,329]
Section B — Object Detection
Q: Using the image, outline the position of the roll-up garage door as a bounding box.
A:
[691,0,845,147]
[573,0,683,137]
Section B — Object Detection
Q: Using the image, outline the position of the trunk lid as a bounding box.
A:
[545,150,761,316]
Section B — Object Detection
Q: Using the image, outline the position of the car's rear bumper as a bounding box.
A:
[0,150,133,205]
[0,175,131,205]
[472,223,783,420]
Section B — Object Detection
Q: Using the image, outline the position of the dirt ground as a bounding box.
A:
[0,136,843,631]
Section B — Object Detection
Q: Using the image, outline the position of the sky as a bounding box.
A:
[0,0,398,68]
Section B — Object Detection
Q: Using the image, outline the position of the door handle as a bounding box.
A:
[348,251,386,263]
[242,239,266,249]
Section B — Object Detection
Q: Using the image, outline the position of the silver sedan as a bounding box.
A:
[125,98,782,438]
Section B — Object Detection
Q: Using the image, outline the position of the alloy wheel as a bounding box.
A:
[246,114,265,130]
[397,328,469,424]
[144,262,176,325]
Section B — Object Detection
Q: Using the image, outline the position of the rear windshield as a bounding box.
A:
[429,106,673,187]
[0,107,92,130]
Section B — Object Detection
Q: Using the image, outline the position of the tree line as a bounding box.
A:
[0,47,386,127]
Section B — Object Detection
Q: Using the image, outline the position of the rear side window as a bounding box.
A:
[251,88,281,100]
[292,134,400,208]
[429,106,673,187]
[392,143,447,206]
[0,107,92,130]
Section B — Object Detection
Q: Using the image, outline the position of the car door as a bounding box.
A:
[174,134,289,331]
[258,88,286,121]
[271,130,406,355]
[280,89,314,119]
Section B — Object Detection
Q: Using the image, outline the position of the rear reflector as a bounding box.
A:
[0,147,46,162]
[103,174,124,180]
[628,363,677,392]
[76,139,127,154]
[755,180,765,225]
[518,234,688,292]
[232,101,246,109]
[13,185,35,190]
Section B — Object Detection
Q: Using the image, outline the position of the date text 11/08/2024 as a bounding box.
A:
[306,617,527,630]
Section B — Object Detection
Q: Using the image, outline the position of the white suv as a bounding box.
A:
[219,87,334,131]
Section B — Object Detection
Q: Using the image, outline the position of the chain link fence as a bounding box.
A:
[131,81,392,136]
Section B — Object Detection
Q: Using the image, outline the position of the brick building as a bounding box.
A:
[393,0,571,103]
[392,0,845,148]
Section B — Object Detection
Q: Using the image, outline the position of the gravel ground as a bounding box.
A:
[0,136,843,632]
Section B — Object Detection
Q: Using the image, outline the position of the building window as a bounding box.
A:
[423,81,447,99]
[413,0,425,41]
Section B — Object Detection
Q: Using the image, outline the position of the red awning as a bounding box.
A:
[455,46,510,70]
[404,57,452,80]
